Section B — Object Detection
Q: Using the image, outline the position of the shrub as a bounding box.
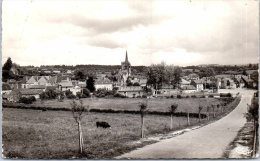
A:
[186,95,189,98]
[200,95,206,98]
[191,95,197,98]
[177,95,182,99]
[114,93,127,98]
[94,89,114,97]
[67,94,77,99]
[19,96,36,104]
[208,95,214,98]
[142,95,147,98]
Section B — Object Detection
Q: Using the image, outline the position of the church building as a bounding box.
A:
[119,51,131,86]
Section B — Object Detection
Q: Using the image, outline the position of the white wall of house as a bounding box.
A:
[95,84,113,90]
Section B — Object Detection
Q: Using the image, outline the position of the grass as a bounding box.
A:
[2,97,240,159]
[3,108,199,159]
[6,97,228,113]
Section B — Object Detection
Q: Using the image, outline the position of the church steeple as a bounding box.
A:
[125,51,129,63]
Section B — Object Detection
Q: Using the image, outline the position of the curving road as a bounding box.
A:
[116,89,256,159]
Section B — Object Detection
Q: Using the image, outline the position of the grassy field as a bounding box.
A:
[18,97,227,113]
[3,108,200,159]
[2,97,241,159]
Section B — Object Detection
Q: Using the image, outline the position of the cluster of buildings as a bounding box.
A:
[2,52,258,101]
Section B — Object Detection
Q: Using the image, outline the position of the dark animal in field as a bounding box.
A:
[96,121,111,128]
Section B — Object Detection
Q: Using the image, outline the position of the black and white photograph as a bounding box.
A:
[1,0,259,159]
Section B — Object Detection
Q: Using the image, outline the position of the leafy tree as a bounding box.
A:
[74,70,86,80]
[169,103,178,130]
[2,57,13,81]
[199,67,215,78]
[172,67,183,89]
[126,77,133,86]
[244,97,259,157]
[87,76,95,92]
[251,71,258,83]
[2,57,13,71]
[70,100,89,154]
[146,62,167,96]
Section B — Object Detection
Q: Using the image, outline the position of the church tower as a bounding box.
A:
[120,51,131,86]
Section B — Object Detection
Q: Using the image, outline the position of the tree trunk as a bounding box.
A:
[252,120,257,157]
[207,111,210,120]
[213,108,215,118]
[141,115,144,138]
[187,111,190,126]
[170,114,173,130]
[199,111,201,122]
[78,121,84,153]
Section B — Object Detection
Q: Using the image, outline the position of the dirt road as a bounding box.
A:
[116,89,256,159]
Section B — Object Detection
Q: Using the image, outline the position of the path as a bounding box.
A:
[116,89,256,159]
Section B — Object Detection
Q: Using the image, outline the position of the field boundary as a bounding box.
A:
[2,103,207,118]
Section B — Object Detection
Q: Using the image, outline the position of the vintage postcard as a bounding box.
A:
[1,0,259,159]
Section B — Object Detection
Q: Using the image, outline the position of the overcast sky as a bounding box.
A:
[2,0,259,67]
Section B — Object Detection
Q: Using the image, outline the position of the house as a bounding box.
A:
[2,83,12,95]
[179,79,191,88]
[95,79,113,91]
[191,80,204,91]
[234,77,245,88]
[58,80,74,91]
[71,86,82,95]
[117,86,144,98]
[241,76,257,89]
[220,78,235,89]
[5,89,22,102]
[180,85,197,93]
[20,89,43,99]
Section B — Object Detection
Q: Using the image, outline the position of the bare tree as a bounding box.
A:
[71,100,89,153]
[211,104,216,118]
[139,100,148,138]
[187,108,190,126]
[198,106,203,122]
[206,106,210,120]
[169,103,178,130]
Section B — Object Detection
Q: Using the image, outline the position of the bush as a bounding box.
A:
[19,96,36,104]
[114,93,127,98]
[142,95,147,98]
[67,94,77,99]
[186,95,189,98]
[220,93,232,97]
[200,95,206,98]
[208,95,214,98]
[94,89,114,98]
[177,95,182,99]
[191,95,197,98]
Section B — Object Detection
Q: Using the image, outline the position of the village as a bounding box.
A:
[1,52,258,103]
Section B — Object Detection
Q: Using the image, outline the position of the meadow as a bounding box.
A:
[10,97,228,113]
[2,96,241,159]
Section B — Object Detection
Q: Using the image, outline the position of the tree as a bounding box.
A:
[74,70,86,80]
[172,67,182,89]
[2,57,13,71]
[87,76,95,92]
[199,67,215,78]
[146,62,167,97]
[126,77,133,86]
[211,104,216,118]
[70,100,89,154]
[2,57,13,81]
[206,106,210,120]
[198,106,203,122]
[169,103,178,130]
[139,100,148,138]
